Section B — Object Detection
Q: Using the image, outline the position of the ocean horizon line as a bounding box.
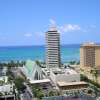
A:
[0,44,81,47]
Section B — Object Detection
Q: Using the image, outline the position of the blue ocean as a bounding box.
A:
[0,45,80,63]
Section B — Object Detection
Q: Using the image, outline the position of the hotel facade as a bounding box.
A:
[45,26,61,68]
[80,42,100,69]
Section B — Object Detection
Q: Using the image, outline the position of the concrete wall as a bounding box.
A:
[95,47,100,68]
[50,71,56,84]
[80,47,84,68]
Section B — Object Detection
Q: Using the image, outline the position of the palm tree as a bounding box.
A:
[69,60,76,65]
[35,60,41,67]
[90,68,99,83]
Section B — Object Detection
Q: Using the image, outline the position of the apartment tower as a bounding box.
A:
[80,42,100,69]
[46,26,61,69]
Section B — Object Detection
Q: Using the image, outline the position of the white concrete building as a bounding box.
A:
[46,26,61,68]
[0,76,15,100]
[20,60,51,85]
[49,68,80,84]
[46,67,88,93]
[0,84,13,93]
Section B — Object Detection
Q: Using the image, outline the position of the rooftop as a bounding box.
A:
[81,42,100,47]
[29,79,51,84]
[57,81,87,87]
[49,26,57,31]
[52,68,78,75]
[20,60,43,80]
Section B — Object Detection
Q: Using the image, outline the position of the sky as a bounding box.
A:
[0,0,99,46]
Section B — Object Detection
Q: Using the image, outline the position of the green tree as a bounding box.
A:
[88,89,93,94]
[36,90,44,99]
[35,60,41,67]
[69,60,76,65]
[48,91,55,96]
[14,77,26,92]
[0,92,3,96]
[32,85,44,99]
[90,68,100,83]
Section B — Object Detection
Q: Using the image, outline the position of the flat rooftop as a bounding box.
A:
[81,42,100,47]
[65,69,77,74]
[29,79,51,84]
[52,68,78,75]
[57,81,87,87]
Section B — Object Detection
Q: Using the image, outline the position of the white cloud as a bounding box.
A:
[24,33,33,37]
[49,19,81,33]
[58,24,81,33]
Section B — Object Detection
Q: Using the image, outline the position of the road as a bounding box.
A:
[20,90,33,100]
[20,83,33,100]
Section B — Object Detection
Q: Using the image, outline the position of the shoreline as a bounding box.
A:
[0,59,80,65]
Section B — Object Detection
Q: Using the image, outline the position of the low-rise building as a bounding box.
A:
[57,81,88,94]
[48,67,88,94]
[0,76,15,100]
[49,68,80,84]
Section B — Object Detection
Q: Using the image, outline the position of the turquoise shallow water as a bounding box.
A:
[0,45,80,63]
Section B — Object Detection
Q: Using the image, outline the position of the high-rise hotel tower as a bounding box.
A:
[46,26,61,69]
[80,42,100,69]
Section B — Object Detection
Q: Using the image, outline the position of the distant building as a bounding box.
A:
[80,42,100,68]
[0,67,7,76]
[45,26,61,69]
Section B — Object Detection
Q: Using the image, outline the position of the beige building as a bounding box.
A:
[80,42,100,69]
[57,81,88,94]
